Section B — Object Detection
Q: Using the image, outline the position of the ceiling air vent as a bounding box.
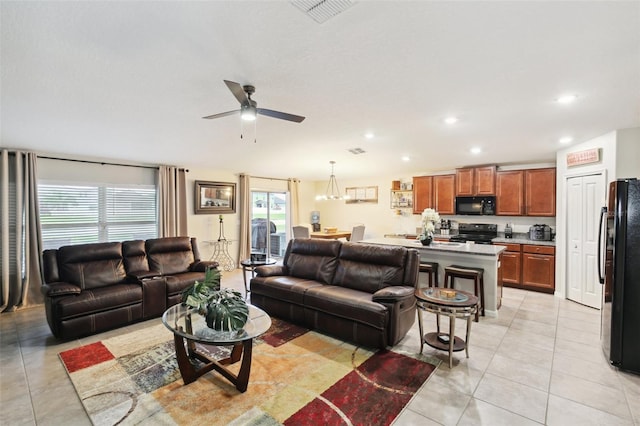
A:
[348,147,366,154]
[291,0,357,24]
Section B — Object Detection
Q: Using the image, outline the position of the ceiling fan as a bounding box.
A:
[203,80,305,123]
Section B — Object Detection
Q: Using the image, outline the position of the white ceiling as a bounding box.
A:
[2,1,639,180]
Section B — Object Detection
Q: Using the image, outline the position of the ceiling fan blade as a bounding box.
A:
[224,80,249,106]
[202,109,239,120]
[257,108,305,123]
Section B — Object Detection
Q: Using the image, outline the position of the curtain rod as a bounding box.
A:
[249,175,293,182]
[38,156,188,172]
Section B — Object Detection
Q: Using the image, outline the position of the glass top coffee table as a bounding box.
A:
[162,303,271,392]
[415,287,478,368]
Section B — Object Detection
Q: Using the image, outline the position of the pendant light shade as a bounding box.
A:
[316,161,349,201]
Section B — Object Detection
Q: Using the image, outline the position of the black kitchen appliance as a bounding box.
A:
[455,196,496,216]
[599,178,640,374]
[504,223,513,238]
[450,223,498,244]
[529,224,553,241]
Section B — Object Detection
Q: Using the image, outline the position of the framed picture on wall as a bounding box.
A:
[195,181,236,214]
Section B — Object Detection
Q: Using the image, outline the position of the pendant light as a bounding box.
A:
[316,161,349,201]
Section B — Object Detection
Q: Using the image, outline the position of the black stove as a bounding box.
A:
[450,223,497,245]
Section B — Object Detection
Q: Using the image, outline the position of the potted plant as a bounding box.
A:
[417,208,440,245]
[181,268,249,331]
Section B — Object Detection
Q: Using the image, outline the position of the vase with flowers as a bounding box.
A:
[417,208,440,246]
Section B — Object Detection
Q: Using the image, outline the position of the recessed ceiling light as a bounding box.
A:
[401,156,410,162]
[444,117,458,124]
[470,147,482,154]
[364,132,375,139]
[559,137,573,144]
[556,94,577,104]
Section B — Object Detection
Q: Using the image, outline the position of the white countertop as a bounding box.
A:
[361,238,506,257]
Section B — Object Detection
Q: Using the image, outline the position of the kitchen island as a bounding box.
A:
[361,238,506,317]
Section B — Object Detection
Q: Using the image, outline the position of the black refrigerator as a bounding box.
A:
[599,178,640,374]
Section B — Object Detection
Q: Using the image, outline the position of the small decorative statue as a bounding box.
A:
[418,208,440,246]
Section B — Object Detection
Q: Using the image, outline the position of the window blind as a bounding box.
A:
[38,182,157,250]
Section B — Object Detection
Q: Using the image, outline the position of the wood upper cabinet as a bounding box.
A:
[412,176,433,215]
[525,168,556,216]
[496,170,525,216]
[456,166,496,196]
[433,174,456,215]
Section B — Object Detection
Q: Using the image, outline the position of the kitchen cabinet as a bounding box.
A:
[494,243,521,285]
[522,244,555,292]
[496,170,525,215]
[456,166,496,196]
[433,174,456,215]
[494,242,555,293]
[412,176,433,214]
[525,168,556,216]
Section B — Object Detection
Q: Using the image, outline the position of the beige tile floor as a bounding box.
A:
[1,269,639,425]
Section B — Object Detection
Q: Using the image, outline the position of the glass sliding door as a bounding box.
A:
[250,191,288,260]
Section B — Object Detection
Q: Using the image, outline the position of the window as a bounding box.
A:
[38,182,157,250]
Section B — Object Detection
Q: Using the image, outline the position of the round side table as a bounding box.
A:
[240,258,276,296]
[415,287,478,368]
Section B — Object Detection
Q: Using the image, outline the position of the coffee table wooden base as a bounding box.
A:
[174,334,253,392]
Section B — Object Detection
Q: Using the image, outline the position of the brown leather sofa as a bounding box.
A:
[42,237,217,339]
[250,238,420,349]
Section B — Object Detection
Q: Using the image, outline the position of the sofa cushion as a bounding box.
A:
[284,239,341,285]
[54,283,142,319]
[57,242,126,290]
[123,240,149,273]
[333,242,407,293]
[303,285,388,330]
[146,237,195,275]
[251,275,324,305]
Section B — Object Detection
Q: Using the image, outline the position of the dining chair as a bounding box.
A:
[350,225,365,242]
[292,225,310,239]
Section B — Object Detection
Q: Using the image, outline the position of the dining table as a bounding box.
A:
[310,231,352,240]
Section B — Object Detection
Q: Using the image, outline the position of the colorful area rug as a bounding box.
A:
[59,318,439,425]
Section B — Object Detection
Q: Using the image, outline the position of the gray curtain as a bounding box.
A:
[238,173,251,265]
[1,150,44,312]
[158,166,187,237]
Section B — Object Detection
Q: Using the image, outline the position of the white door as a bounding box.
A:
[566,173,605,308]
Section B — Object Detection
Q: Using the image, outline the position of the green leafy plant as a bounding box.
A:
[181,268,249,331]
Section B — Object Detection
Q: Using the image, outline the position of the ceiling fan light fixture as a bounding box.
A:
[241,105,257,121]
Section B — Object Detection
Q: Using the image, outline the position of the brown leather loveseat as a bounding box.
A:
[42,237,217,339]
[250,238,420,349]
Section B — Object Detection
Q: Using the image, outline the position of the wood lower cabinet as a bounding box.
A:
[522,244,555,292]
[433,174,455,215]
[412,175,433,214]
[494,243,555,293]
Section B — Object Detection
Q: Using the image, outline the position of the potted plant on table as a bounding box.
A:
[417,208,440,246]
[181,268,249,331]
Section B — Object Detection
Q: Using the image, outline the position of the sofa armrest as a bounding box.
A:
[190,261,219,272]
[372,286,414,303]
[255,264,288,277]
[41,282,81,297]
[127,270,162,282]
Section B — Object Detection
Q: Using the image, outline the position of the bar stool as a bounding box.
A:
[443,265,484,322]
[419,261,439,287]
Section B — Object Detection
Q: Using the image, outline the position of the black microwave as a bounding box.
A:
[455,196,496,215]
